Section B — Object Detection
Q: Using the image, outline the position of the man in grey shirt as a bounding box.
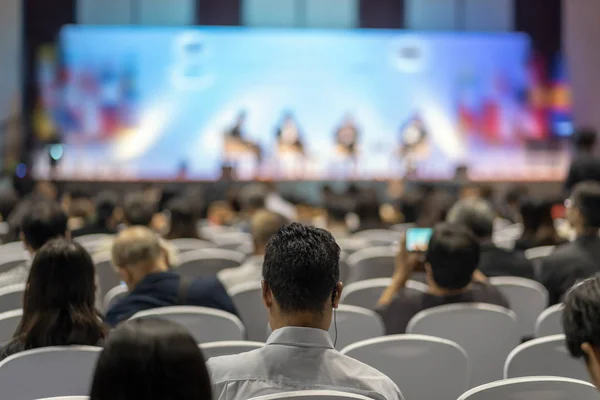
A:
[207,223,403,400]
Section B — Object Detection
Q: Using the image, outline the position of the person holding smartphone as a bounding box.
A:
[375,223,508,335]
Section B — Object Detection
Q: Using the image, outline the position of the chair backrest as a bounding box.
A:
[524,246,555,261]
[75,234,113,253]
[229,282,267,342]
[248,390,374,400]
[346,247,396,283]
[390,223,416,233]
[102,284,128,314]
[489,277,549,339]
[0,309,22,345]
[340,278,427,310]
[341,334,468,400]
[336,238,371,255]
[211,232,253,248]
[0,241,27,257]
[93,251,122,299]
[329,305,384,349]
[170,238,215,253]
[177,248,246,278]
[0,283,25,314]
[351,230,398,246]
[200,340,264,359]
[0,253,28,275]
[457,376,597,400]
[0,346,102,400]
[535,303,563,337]
[339,259,350,285]
[504,334,589,382]
[129,306,245,343]
[407,303,520,387]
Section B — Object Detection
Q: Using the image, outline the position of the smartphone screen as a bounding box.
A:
[551,204,566,220]
[405,228,433,252]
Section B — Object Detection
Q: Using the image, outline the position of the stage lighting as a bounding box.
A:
[49,144,64,161]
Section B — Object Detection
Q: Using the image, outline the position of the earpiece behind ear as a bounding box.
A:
[331,287,337,307]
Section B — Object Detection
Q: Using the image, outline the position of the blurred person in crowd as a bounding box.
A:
[218,210,287,292]
[514,200,565,251]
[73,191,120,237]
[376,224,508,334]
[33,180,58,201]
[386,180,421,224]
[0,188,19,223]
[541,181,600,304]
[447,198,535,279]
[208,223,403,400]
[64,191,95,232]
[324,199,351,239]
[105,226,237,327]
[565,128,600,192]
[0,239,106,361]
[264,182,297,221]
[498,185,528,223]
[123,192,157,228]
[90,319,212,400]
[354,189,388,232]
[235,183,268,232]
[416,188,456,228]
[207,201,236,226]
[0,200,69,288]
[164,197,201,240]
[562,275,600,388]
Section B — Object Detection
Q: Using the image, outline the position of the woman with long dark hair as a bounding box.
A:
[0,239,106,360]
[164,197,202,240]
[90,319,212,400]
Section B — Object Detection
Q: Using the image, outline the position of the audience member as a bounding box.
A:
[65,191,94,232]
[123,192,157,228]
[416,188,456,228]
[498,185,528,223]
[208,223,403,400]
[376,223,508,334]
[90,319,212,400]
[447,198,535,279]
[354,189,388,232]
[563,275,600,388]
[218,210,286,292]
[164,197,201,240]
[72,191,120,237]
[0,200,68,288]
[565,128,600,192]
[541,181,600,304]
[105,226,237,326]
[324,198,351,239]
[0,188,18,223]
[514,200,565,251]
[0,239,106,361]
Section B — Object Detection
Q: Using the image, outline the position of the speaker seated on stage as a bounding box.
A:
[207,223,403,400]
[334,115,359,158]
[104,226,238,327]
[275,113,305,156]
[223,111,262,160]
[446,197,535,280]
[376,223,509,334]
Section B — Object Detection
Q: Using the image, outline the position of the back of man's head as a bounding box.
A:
[112,226,162,269]
[251,210,287,252]
[21,201,68,251]
[123,192,156,227]
[95,191,118,224]
[574,128,597,151]
[263,223,340,314]
[571,181,600,229]
[446,198,495,240]
[425,223,480,290]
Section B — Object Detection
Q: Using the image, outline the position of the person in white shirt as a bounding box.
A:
[208,223,403,400]
[218,210,286,292]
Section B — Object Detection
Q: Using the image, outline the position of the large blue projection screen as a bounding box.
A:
[34,27,559,181]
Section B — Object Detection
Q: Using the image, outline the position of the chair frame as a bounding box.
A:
[248,390,374,400]
[340,278,427,304]
[524,246,556,261]
[503,334,571,379]
[229,281,262,297]
[341,333,468,357]
[456,376,596,400]
[200,340,264,354]
[178,248,247,265]
[102,284,128,313]
[0,283,26,298]
[534,303,564,337]
[0,345,102,368]
[170,238,215,252]
[346,246,396,268]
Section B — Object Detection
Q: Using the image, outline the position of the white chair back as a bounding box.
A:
[341,334,468,400]
[457,376,597,400]
[489,277,549,338]
[211,232,253,249]
[390,223,416,233]
[177,248,245,278]
[0,253,28,275]
[0,283,25,314]
[248,390,373,400]
[75,234,113,253]
[535,303,563,337]
[351,229,398,246]
[200,340,263,359]
[93,251,121,299]
[171,238,215,253]
[504,334,589,382]
[341,278,427,310]
[0,309,22,345]
[328,305,384,349]
[336,238,371,255]
[0,241,27,257]
[102,284,128,313]
[129,306,245,343]
[525,246,555,261]
[346,247,396,283]
[339,259,350,285]
[230,282,267,342]
[0,346,102,400]
[407,303,520,387]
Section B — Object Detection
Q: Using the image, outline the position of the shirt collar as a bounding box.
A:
[266,326,334,349]
[132,271,177,292]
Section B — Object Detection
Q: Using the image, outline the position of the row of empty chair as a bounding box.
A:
[0,333,590,400]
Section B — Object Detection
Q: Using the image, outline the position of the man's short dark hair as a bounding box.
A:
[21,201,68,250]
[263,223,340,314]
[95,191,118,223]
[563,275,600,359]
[574,128,597,150]
[571,181,600,229]
[123,193,156,227]
[425,223,480,290]
[446,198,495,240]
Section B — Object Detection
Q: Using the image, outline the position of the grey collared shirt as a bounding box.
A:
[207,327,404,400]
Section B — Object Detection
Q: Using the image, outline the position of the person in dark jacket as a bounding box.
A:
[565,128,600,192]
[105,226,237,327]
